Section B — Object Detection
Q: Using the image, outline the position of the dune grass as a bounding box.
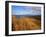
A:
[12,16,41,31]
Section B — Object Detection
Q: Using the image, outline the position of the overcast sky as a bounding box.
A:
[12,6,41,15]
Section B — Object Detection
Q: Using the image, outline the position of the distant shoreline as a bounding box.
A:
[12,15,41,16]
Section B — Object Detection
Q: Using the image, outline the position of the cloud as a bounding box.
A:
[12,6,41,15]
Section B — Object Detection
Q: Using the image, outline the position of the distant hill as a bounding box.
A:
[12,15,41,19]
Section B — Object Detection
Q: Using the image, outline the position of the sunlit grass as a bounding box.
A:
[12,16,41,31]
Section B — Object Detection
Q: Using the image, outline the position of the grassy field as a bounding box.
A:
[12,15,41,31]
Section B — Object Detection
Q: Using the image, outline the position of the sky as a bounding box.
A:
[12,5,41,15]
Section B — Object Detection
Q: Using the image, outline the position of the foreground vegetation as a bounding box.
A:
[12,16,41,31]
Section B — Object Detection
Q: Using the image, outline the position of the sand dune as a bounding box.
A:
[12,16,41,31]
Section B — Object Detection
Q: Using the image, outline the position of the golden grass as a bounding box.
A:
[12,16,41,31]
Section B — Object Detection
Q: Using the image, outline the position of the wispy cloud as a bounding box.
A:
[12,6,41,15]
